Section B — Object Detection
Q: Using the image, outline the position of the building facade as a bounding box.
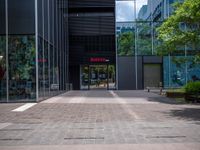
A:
[0,0,199,102]
[116,0,200,90]
[68,0,116,90]
[0,0,69,102]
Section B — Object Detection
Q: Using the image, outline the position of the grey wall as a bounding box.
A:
[117,56,162,90]
[143,56,163,64]
[117,56,143,90]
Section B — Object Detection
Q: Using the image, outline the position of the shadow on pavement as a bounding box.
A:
[147,97,187,105]
[168,108,200,122]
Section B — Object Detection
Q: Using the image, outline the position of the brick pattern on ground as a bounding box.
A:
[0,91,200,147]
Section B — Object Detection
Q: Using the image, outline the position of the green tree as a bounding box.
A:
[118,31,134,56]
[157,0,200,65]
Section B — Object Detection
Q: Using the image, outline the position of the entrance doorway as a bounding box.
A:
[80,65,116,90]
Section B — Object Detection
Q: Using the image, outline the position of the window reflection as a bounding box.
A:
[8,35,36,101]
[0,36,6,102]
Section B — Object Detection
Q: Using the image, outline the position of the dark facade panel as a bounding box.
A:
[8,0,35,35]
[68,0,115,89]
[44,0,49,40]
[0,0,5,35]
[38,0,43,37]
[118,56,143,90]
[69,16,115,35]
[68,0,115,66]
[69,0,115,8]
[69,65,80,90]
[143,56,163,64]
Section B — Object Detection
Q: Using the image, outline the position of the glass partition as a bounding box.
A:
[80,65,89,90]
[116,0,200,88]
[0,0,7,102]
[8,36,36,102]
[0,36,6,102]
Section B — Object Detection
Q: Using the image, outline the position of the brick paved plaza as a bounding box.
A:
[0,90,200,150]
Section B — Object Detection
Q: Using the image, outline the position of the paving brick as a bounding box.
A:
[0,90,199,149]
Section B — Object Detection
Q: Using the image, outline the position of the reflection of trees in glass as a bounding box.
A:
[117,23,153,56]
[118,31,134,56]
[171,57,186,86]
[108,65,115,82]
[9,36,35,80]
[0,36,6,100]
[137,23,152,55]
[0,37,6,80]
[8,36,36,100]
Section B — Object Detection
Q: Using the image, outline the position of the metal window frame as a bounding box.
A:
[5,0,9,102]
[35,0,39,102]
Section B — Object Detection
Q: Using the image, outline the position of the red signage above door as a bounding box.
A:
[90,57,110,63]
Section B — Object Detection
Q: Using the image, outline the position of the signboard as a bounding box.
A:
[90,57,110,63]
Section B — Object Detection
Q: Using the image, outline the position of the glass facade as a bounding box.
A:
[8,36,36,102]
[0,0,6,102]
[0,36,6,102]
[116,0,200,88]
[37,0,69,101]
[0,0,69,102]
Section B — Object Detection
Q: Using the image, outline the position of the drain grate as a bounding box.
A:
[141,127,173,129]
[16,122,42,124]
[70,127,104,130]
[71,128,95,130]
[64,137,104,140]
[146,135,186,139]
[0,138,23,141]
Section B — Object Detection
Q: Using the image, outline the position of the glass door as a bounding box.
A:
[80,65,116,90]
[90,65,108,90]
[80,65,89,90]
[108,65,116,90]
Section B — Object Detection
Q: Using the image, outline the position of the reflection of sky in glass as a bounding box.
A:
[116,0,148,22]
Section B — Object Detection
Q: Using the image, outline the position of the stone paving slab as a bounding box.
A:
[0,120,200,146]
[0,143,200,150]
[0,91,200,148]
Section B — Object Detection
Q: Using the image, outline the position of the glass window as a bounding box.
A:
[116,1,135,22]
[8,36,36,102]
[44,40,50,99]
[0,36,6,102]
[38,37,44,100]
[137,22,152,55]
[0,0,6,102]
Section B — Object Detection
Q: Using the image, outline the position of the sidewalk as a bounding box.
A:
[0,91,200,149]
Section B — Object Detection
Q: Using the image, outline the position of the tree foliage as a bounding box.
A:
[118,31,134,56]
[157,0,200,61]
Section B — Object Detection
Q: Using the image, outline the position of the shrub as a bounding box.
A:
[185,81,200,95]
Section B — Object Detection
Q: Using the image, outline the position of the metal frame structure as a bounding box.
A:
[35,0,39,102]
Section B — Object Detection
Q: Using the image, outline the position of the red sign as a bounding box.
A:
[38,58,47,63]
[90,57,109,63]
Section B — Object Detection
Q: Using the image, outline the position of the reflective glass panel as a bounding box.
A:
[8,36,36,102]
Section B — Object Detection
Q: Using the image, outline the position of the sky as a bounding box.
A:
[116,0,148,22]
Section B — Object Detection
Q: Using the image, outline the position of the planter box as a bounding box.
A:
[166,91,185,98]
[185,93,200,103]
